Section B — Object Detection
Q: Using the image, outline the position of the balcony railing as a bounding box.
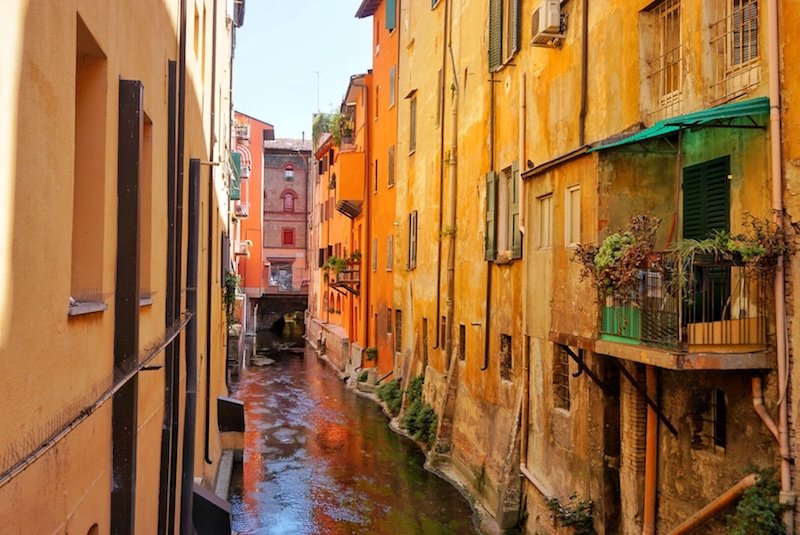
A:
[600,254,769,352]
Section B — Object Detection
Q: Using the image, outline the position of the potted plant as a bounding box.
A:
[364,346,377,362]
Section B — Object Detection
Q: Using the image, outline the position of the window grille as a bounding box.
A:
[710,0,759,102]
[500,334,512,381]
[553,346,572,411]
[647,0,683,121]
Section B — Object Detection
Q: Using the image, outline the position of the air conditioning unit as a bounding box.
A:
[234,202,249,217]
[532,0,565,47]
[234,240,251,256]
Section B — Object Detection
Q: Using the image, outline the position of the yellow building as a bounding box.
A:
[0,0,243,532]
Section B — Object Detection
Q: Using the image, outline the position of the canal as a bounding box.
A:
[228,326,479,535]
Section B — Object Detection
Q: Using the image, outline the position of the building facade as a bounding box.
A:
[0,0,244,532]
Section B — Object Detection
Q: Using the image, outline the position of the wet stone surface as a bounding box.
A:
[228,327,478,535]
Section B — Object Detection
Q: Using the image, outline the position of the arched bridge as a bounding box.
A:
[255,293,308,331]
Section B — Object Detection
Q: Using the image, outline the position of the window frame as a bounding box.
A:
[565,184,581,248]
[281,227,295,246]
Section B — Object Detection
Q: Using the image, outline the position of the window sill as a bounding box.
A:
[408,150,416,157]
[68,301,107,317]
[494,251,513,265]
[139,296,154,307]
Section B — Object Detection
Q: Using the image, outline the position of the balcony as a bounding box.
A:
[330,262,360,296]
[335,150,365,220]
[596,254,772,370]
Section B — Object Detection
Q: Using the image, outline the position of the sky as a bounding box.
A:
[233,1,373,140]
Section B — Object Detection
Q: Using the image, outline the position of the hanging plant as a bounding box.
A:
[223,271,239,326]
[573,215,662,299]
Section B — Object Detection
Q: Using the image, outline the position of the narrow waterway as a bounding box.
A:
[228,326,478,535]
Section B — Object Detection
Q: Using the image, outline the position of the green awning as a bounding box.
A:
[230,152,241,201]
[590,97,769,152]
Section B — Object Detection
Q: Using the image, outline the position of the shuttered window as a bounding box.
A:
[488,0,521,71]
[510,161,522,258]
[485,171,498,260]
[386,0,396,31]
[408,211,418,269]
[682,156,730,240]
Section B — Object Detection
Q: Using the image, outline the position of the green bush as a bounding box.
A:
[377,379,402,416]
[401,374,438,447]
[357,370,368,383]
[406,375,424,404]
[728,469,787,535]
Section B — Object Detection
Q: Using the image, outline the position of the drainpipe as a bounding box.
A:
[445,7,458,370]
[482,70,495,372]
[767,0,793,527]
[643,365,658,535]
[668,473,759,535]
[435,0,449,351]
[204,0,218,467]
[578,0,588,146]
[752,376,780,442]
[181,159,201,534]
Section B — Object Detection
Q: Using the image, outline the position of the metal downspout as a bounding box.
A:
[578,0,588,146]
[180,159,201,534]
[482,69,495,372]
[767,0,794,526]
[204,0,218,467]
[445,5,458,370]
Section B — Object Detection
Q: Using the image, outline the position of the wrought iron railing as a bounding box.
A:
[600,255,769,351]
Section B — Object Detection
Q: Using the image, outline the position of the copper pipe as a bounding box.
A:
[643,365,658,535]
[766,0,793,527]
[752,376,780,443]
[668,473,758,535]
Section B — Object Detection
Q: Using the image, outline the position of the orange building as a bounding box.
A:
[308,74,372,373]
[233,111,274,332]
[356,0,398,378]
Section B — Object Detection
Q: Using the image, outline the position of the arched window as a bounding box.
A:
[284,164,294,180]
[282,192,295,212]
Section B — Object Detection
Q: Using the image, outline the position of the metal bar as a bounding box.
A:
[612,360,679,437]
[559,345,613,395]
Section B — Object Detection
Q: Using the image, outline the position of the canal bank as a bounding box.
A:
[228,328,479,534]
[305,334,505,535]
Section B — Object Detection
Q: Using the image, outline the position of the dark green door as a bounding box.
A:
[682,156,731,324]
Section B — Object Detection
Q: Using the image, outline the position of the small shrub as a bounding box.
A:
[377,379,402,416]
[357,370,368,383]
[728,469,788,535]
[364,347,378,362]
[406,375,424,405]
[545,493,595,535]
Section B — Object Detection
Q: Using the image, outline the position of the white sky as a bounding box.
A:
[233,1,373,140]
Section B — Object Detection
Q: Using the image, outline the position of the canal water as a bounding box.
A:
[228,325,478,535]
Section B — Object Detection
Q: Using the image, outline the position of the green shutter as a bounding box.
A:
[488,0,502,71]
[386,0,396,31]
[510,0,521,56]
[511,161,522,259]
[230,152,241,201]
[485,171,498,261]
[682,156,730,240]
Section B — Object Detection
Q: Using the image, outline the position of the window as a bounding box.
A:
[500,334,512,381]
[553,346,572,411]
[329,148,335,167]
[72,16,107,306]
[372,238,378,271]
[282,192,295,212]
[386,0,397,31]
[408,210,418,269]
[281,227,295,246]
[485,163,521,261]
[409,95,417,153]
[488,0,521,71]
[269,262,293,290]
[691,387,727,451]
[422,317,429,363]
[284,164,294,180]
[374,159,379,191]
[386,235,394,271]
[710,0,759,101]
[140,115,153,301]
[645,0,682,120]
[389,65,396,107]
[537,194,553,249]
[565,185,581,247]
[458,324,466,361]
[395,309,403,353]
[388,145,395,186]
[440,316,447,351]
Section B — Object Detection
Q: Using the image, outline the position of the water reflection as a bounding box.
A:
[228,328,477,535]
